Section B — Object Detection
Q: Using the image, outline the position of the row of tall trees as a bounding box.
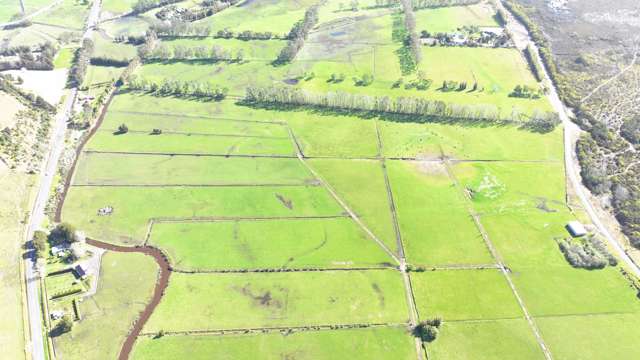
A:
[399,0,421,65]
[244,85,559,125]
[68,38,94,88]
[128,76,228,100]
[275,4,320,64]
[143,43,245,62]
[410,0,479,9]
[132,0,182,14]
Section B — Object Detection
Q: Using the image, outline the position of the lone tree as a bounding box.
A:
[49,223,78,244]
[51,315,73,336]
[115,123,129,135]
[413,317,442,342]
[33,230,48,258]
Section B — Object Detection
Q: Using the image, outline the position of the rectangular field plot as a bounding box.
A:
[108,93,287,121]
[149,218,393,270]
[481,210,576,267]
[414,3,500,33]
[537,313,640,360]
[378,121,563,161]
[84,130,296,156]
[102,0,137,15]
[387,160,492,266]
[144,270,409,331]
[194,0,317,35]
[159,38,286,61]
[101,111,288,137]
[427,319,544,360]
[417,47,551,117]
[309,159,398,256]
[53,252,158,360]
[132,326,416,360]
[0,2,18,23]
[411,270,522,321]
[137,61,287,96]
[73,153,314,186]
[453,162,566,213]
[511,267,640,317]
[31,0,90,29]
[61,186,344,244]
[288,115,379,158]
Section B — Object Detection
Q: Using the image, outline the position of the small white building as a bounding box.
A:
[51,244,70,257]
[567,221,587,237]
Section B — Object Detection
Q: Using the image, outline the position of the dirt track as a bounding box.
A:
[86,238,171,360]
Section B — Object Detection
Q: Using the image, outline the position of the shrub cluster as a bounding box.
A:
[559,239,607,270]
[399,0,421,65]
[68,38,94,88]
[143,43,244,62]
[0,42,56,71]
[413,317,442,342]
[0,74,55,111]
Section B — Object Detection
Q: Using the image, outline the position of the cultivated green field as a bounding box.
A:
[144,270,408,331]
[31,0,89,29]
[148,218,393,270]
[50,0,640,358]
[132,326,416,360]
[53,251,158,360]
[0,1,19,23]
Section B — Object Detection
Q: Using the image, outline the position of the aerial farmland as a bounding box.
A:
[2,0,640,359]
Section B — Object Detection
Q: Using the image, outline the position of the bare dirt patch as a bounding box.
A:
[0,92,24,128]
[413,160,447,177]
[2,68,67,105]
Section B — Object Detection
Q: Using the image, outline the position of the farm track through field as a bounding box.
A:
[108,110,287,125]
[138,322,408,337]
[85,238,171,360]
[440,153,553,360]
[172,266,397,274]
[98,129,289,139]
[82,150,299,158]
[71,183,320,187]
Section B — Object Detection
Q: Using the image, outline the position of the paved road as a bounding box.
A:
[24,1,102,359]
[498,0,640,278]
[24,88,75,360]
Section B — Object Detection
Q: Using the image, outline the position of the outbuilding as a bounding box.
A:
[567,221,587,237]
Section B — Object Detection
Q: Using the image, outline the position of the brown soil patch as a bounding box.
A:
[414,161,447,177]
[86,238,171,360]
[0,92,24,128]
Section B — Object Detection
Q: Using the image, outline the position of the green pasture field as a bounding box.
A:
[83,65,123,88]
[144,270,408,331]
[132,326,416,360]
[53,251,157,360]
[427,319,544,360]
[93,32,138,60]
[102,0,136,14]
[100,111,289,137]
[148,217,393,270]
[0,24,71,47]
[73,153,314,185]
[317,0,398,24]
[62,185,344,244]
[137,60,286,96]
[511,266,640,317]
[309,159,398,255]
[288,113,379,157]
[31,0,89,29]
[84,130,296,155]
[453,161,566,213]
[159,38,286,61]
[101,14,155,37]
[414,3,499,33]
[387,160,492,266]
[194,0,318,36]
[54,47,76,69]
[378,120,563,161]
[536,313,640,359]
[481,209,576,267]
[411,269,522,321]
[0,1,19,23]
